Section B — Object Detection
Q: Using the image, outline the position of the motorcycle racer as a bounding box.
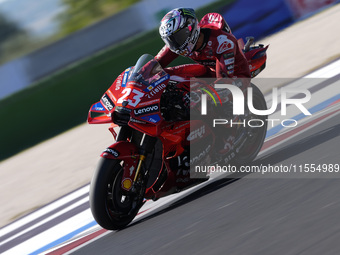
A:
[156,8,251,79]
[156,8,251,155]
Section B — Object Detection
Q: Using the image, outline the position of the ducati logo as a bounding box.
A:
[216,35,234,54]
[207,14,220,23]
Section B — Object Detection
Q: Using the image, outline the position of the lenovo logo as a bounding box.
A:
[101,94,114,111]
[134,104,159,116]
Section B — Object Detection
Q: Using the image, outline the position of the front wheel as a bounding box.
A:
[89,158,144,230]
[232,84,267,165]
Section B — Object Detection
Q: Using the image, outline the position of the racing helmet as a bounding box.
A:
[159,8,200,56]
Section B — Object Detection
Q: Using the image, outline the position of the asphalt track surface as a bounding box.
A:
[70,114,340,254]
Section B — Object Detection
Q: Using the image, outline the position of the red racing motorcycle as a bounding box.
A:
[88,38,269,230]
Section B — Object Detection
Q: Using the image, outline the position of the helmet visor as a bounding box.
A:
[164,27,191,52]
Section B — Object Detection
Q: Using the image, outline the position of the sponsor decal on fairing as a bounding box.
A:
[140,114,161,123]
[91,102,105,112]
[144,74,170,92]
[134,104,159,116]
[101,94,114,111]
[122,68,131,87]
[104,148,119,157]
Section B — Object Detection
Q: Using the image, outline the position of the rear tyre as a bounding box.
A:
[89,158,143,230]
[232,84,267,165]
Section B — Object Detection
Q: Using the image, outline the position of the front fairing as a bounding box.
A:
[87,69,126,124]
[88,54,170,136]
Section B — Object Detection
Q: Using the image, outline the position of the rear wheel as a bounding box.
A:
[89,158,144,230]
[232,84,267,165]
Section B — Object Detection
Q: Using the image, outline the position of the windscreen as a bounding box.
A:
[128,54,167,85]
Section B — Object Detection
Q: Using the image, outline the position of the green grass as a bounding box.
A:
[0,0,234,161]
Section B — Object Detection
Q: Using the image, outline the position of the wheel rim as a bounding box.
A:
[106,163,134,219]
[235,91,267,161]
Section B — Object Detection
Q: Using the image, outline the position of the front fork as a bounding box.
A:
[132,134,157,184]
[109,126,157,193]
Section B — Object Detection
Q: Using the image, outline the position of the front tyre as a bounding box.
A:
[89,158,142,230]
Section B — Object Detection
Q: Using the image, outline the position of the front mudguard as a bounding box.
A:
[101,141,140,191]
[101,141,139,160]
